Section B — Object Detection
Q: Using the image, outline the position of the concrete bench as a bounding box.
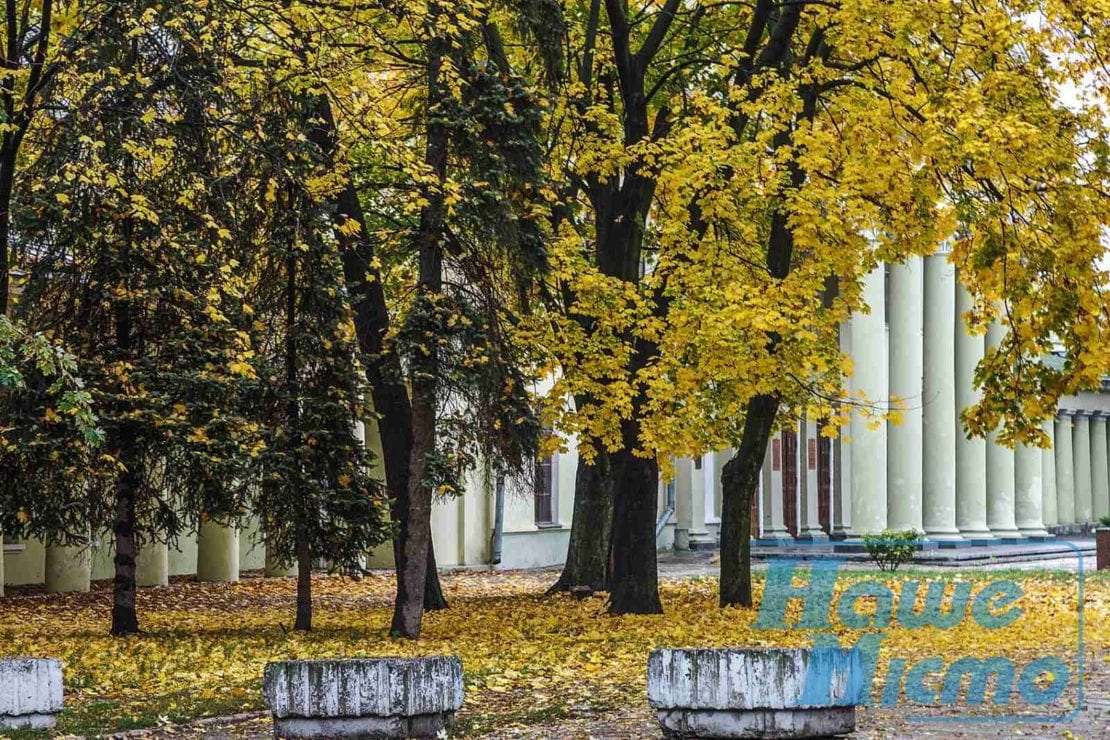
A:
[647,647,864,738]
[0,658,64,730]
[263,657,464,738]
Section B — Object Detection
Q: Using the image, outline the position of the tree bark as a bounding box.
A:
[608,424,662,614]
[720,393,779,607]
[424,539,448,609]
[294,528,312,631]
[0,156,13,315]
[550,446,612,593]
[110,425,141,636]
[327,133,448,612]
[390,7,448,638]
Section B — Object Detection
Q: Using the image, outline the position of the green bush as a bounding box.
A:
[862,529,923,572]
[1098,514,1110,528]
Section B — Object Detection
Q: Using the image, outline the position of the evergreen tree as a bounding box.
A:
[15,1,259,635]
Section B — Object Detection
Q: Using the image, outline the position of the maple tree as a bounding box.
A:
[534,0,1110,612]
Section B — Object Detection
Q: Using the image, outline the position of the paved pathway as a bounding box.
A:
[656,546,1097,580]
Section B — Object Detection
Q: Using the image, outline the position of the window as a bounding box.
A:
[534,454,555,525]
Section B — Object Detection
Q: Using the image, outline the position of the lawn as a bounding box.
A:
[1,567,1106,736]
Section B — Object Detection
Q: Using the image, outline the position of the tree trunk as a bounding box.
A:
[110,426,141,636]
[720,393,780,607]
[390,385,434,637]
[550,447,612,593]
[294,529,312,631]
[0,157,13,315]
[424,539,447,610]
[390,6,447,638]
[608,433,662,614]
[327,132,448,611]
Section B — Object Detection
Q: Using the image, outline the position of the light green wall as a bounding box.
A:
[499,529,570,570]
[90,532,114,581]
[238,517,266,572]
[3,537,44,586]
[169,531,198,577]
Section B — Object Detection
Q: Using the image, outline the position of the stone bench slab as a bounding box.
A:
[648,648,863,738]
[0,658,64,730]
[263,657,463,739]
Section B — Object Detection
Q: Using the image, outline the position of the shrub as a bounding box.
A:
[862,529,923,572]
[1098,514,1110,528]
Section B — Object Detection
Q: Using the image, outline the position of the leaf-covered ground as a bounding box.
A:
[0,568,1107,737]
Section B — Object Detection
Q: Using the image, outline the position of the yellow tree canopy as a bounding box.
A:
[528,0,1110,465]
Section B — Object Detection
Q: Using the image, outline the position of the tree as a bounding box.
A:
[0,1,94,313]
[15,1,260,634]
[627,0,1110,607]
[0,314,103,543]
[229,0,552,638]
[0,4,106,544]
[377,0,551,638]
[215,77,393,632]
[535,0,1110,615]
[533,0,718,614]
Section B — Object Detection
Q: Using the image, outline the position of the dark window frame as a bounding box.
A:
[534,454,555,525]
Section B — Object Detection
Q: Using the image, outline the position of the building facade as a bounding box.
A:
[3,255,1108,594]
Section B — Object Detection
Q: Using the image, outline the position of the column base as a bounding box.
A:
[925,530,964,549]
[685,530,716,551]
[1017,527,1052,540]
[988,527,1022,541]
[758,528,794,545]
[795,529,829,542]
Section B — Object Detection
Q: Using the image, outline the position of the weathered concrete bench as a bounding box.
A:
[263,657,464,738]
[647,647,864,738]
[0,658,64,730]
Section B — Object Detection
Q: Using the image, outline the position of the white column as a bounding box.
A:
[1055,413,1076,525]
[1042,420,1058,529]
[984,320,1019,538]
[850,264,888,535]
[712,448,729,525]
[135,541,169,587]
[764,435,791,539]
[922,251,960,539]
[673,457,694,550]
[1015,437,1048,538]
[955,279,991,539]
[833,323,852,538]
[197,519,240,583]
[887,258,923,532]
[1091,412,1110,523]
[685,455,713,548]
[1074,412,1094,524]
[45,543,91,593]
[265,547,296,578]
[799,418,826,539]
